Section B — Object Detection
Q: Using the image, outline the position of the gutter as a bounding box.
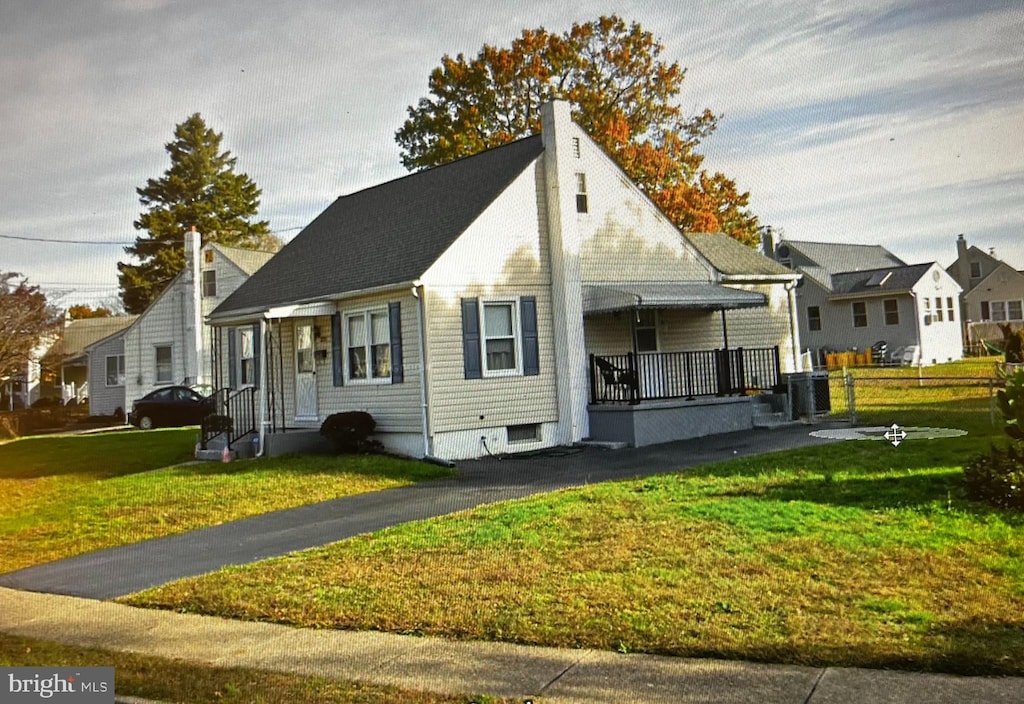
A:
[209,281,419,324]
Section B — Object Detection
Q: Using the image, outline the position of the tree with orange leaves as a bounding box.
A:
[396,16,759,245]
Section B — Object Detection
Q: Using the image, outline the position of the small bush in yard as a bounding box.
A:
[320,411,377,454]
[964,366,1024,511]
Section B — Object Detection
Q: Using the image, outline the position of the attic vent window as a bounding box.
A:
[575,173,588,213]
[866,271,892,287]
[571,137,581,158]
[204,249,214,263]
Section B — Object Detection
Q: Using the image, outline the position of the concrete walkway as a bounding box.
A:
[1,588,1020,704]
[0,425,839,599]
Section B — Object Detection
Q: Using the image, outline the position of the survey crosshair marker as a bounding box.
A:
[884,423,908,448]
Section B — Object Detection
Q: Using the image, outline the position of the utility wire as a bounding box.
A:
[0,226,304,246]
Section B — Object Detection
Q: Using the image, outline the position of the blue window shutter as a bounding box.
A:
[331,312,344,387]
[251,323,261,388]
[389,301,404,384]
[521,296,539,376]
[227,328,237,389]
[461,298,481,379]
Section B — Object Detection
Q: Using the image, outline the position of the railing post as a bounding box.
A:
[735,347,746,395]
[773,345,781,389]
[627,352,639,405]
[589,354,597,405]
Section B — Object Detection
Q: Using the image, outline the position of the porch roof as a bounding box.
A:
[582,283,766,314]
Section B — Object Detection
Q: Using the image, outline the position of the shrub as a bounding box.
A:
[319,411,377,454]
[201,414,233,435]
[963,446,1024,510]
[963,366,1024,511]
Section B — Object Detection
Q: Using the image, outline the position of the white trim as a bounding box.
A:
[479,298,523,377]
[343,307,392,384]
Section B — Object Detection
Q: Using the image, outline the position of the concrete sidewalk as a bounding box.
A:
[1,588,1020,704]
[0,425,840,599]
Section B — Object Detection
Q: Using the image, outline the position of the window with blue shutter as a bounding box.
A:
[251,322,261,388]
[520,296,539,376]
[461,298,482,379]
[227,328,237,389]
[331,312,343,386]
[389,301,403,383]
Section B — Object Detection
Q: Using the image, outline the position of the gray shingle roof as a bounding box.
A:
[47,316,138,365]
[213,135,545,318]
[688,233,794,277]
[829,263,932,298]
[779,240,906,289]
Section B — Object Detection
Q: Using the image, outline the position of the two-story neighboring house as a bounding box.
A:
[947,234,1024,350]
[122,231,274,412]
[763,236,963,366]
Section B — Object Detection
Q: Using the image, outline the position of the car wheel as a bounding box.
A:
[139,416,155,430]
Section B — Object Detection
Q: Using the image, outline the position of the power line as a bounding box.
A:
[0,226,305,247]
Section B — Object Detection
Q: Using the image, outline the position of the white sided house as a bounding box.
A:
[206,101,803,461]
[764,237,963,366]
[123,233,274,413]
[947,234,1024,349]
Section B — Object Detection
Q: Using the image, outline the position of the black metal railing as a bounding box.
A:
[589,346,780,405]
[201,386,257,449]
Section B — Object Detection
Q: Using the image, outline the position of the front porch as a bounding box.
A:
[586,346,785,447]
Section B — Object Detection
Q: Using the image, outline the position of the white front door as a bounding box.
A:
[635,310,665,400]
[294,321,318,420]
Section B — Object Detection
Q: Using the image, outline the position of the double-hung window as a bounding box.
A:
[1009,300,1023,321]
[106,355,125,387]
[883,299,899,326]
[202,270,217,297]
[807,306,821,331]
[155,346,172,384]
[946,297,956,322]
[482,301,518,374]
[991,301,1007,322]
[238,328,255,385]
[852,301,867,328]
[346,310,390,381]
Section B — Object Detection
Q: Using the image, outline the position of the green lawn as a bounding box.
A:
[126,400,1024,676]
[0,633,508,704]
[0,429,452,573]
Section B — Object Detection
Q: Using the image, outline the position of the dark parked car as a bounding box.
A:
[129,386,215,429]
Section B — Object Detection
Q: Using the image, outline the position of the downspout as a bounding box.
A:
[411,284,436,460]
[256,317,268,457]
[785,279,801,371]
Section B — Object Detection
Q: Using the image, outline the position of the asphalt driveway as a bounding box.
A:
[0,425,837,599]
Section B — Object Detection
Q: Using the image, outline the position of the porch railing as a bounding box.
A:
[589,346,781,405]
[201,386,257,450]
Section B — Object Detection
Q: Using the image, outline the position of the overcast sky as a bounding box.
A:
[2,0,1022,308]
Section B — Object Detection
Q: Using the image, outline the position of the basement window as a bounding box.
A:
[507,423,541,443]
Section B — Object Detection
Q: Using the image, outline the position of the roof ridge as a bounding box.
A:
[333,135,543,202]
[832,262,932,277]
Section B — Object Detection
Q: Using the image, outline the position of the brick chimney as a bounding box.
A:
[955,234,970,289]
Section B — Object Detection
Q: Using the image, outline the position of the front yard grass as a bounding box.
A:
[0,429,452,573]
[126,406,1024,676]
[0,632,508,704]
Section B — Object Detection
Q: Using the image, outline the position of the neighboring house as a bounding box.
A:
[41,316,137,405]
[207,100,802,460]
[763,236,963,366]
[83,325,132,417]
[946,233,1024,349]
[122,233,274,413]
[2,336,52,410]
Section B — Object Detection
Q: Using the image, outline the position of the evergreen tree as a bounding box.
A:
[118,114,277,313]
